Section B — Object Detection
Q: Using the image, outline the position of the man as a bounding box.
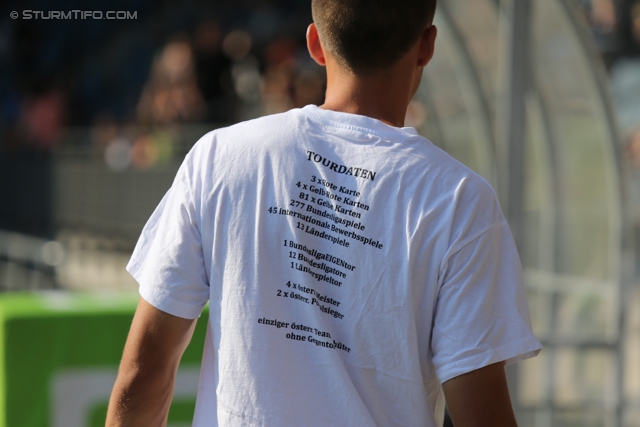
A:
[106,0,542,425]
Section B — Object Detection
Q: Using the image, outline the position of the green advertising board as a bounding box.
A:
[0,292,207,427]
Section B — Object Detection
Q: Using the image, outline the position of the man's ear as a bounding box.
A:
[417,25,438,67]
[307,23,327,66]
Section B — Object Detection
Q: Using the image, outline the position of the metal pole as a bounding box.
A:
[499,0,531,249]
[499,0,532,420]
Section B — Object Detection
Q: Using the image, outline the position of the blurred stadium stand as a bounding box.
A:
[0,0,326,291]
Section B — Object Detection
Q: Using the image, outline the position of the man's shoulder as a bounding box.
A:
[407,141,495,193]
[221,109,304,135]
[193,109,306,149]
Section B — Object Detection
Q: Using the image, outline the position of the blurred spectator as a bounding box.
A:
[261,38,298,115]
[620,0,640,56]
[223,29,263,120]
[193,19,236,124]
[19,87,66,150]
[626,128,640,168]
[633,2,640,43]
[136,35,206,125]
[260,38,325,116]
[592,0,617,33]
[577,0,620,67]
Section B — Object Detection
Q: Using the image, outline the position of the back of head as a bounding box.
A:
[311,0,437,74]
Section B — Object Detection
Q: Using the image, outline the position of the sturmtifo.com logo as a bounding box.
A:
[10,10,137,20]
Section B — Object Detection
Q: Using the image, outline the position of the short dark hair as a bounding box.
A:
[312,0,437,73]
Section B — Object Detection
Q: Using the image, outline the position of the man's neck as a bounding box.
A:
[319,55,422,128]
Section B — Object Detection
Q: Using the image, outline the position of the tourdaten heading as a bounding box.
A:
[306,151,378,181]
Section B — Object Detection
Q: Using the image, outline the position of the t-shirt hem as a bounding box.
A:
[436,335,542,384]
[138,285,205,320]
[127,261,205,320]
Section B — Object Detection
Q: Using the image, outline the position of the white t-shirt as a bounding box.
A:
[127,105,542,427]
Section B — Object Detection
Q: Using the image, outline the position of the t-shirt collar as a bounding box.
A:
[300,104,420,139]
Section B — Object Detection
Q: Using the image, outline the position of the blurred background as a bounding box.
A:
[0,0,640,426]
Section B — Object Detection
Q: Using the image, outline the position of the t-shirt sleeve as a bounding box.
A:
[126,150,210,319]
[431,219,542,384]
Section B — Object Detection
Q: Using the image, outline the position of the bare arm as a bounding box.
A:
[106,297,198,427]
[442,362,518,427]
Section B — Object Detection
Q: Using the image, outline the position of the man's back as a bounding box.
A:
[125,105,540,426]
